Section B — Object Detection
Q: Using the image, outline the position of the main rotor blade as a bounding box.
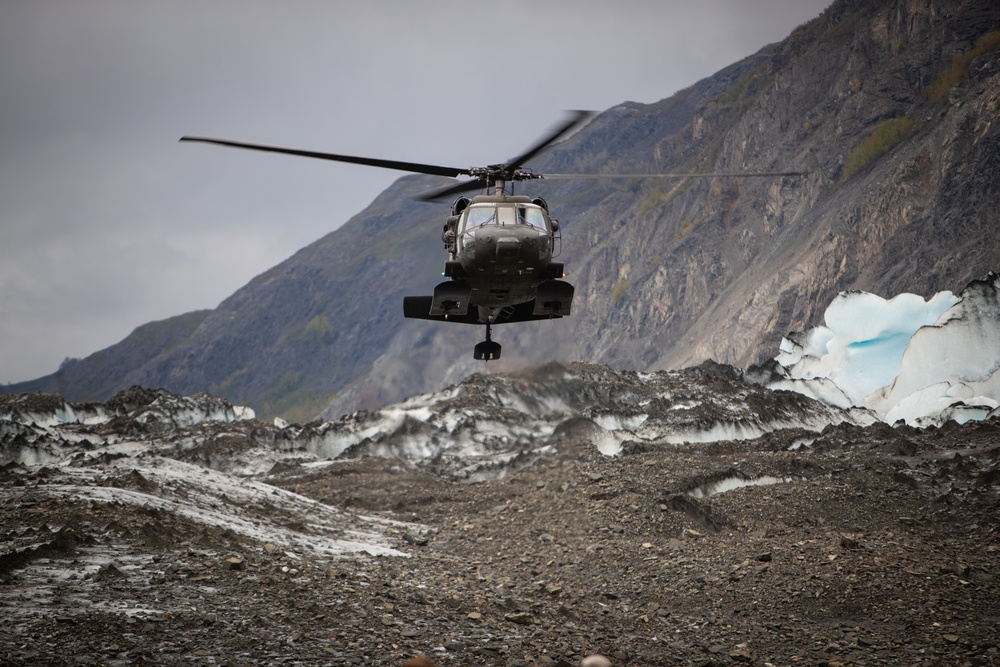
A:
[179,136,470,179]
[506,110,594,169]
[416,177,485,202]
[541,171,809,179]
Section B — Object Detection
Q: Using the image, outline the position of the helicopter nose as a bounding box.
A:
[495,236,520,260]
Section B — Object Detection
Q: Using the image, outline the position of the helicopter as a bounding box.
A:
[181,111,804,360]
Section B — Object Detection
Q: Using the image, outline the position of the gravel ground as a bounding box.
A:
[2,406,999,665]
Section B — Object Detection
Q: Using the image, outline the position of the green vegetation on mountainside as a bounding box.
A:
[926,30,1000,103]
[842,116,918,181]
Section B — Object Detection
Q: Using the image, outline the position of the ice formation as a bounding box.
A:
[0,388,417,558]
[769,273,1000,427]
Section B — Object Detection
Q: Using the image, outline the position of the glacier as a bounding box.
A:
[766,273,1000,427]
[3,362,870,569]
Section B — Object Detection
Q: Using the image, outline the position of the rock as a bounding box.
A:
[93,562,127,582]
[403,656,435,667]
[402,532,428,546]
[729,647,754,662]
[840,534,861,551]
[504,612,533,625]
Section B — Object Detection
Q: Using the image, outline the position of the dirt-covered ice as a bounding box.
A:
[2,364,998,665]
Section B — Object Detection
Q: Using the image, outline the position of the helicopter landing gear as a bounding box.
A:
[474,322,502,361]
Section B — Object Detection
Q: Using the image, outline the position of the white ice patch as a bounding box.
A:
[638,408,873,446]
[686,474,791,498]
[591,412,649,431]
[593,429,629,456]
[492,388,575,418]
[659,421,777,445]
[771,275,1000,427]
[881,381,999,427]
[35,457,414,558]
[132,394,255,430]
[305,409,420,459]
[788,437,817,451]
[775,290,958,404]
[768,377,853,409]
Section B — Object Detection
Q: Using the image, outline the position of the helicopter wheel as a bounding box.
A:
[474,340,502,361]
[473,322,502,361]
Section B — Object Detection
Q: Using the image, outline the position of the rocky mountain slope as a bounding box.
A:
[3,365,999,665]
[7,0,1000,422]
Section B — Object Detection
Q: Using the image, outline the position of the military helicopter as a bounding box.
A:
[181,111,803,360]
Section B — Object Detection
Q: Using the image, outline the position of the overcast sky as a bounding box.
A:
[0,0,832,384]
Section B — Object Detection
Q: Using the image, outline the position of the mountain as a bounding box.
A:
[7,0,1000,421]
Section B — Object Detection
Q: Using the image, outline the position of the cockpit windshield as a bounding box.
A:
[461,203,547,232]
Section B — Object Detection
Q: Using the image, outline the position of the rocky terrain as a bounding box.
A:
[3,364,998,665]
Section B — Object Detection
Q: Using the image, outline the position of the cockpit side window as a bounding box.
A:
[518,205,547,229]
[463,205,496,231]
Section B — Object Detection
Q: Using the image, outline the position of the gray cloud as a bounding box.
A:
[0,0,831,383]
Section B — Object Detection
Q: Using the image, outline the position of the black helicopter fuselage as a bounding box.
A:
[402,194,574,359]
[453,195,554,302]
